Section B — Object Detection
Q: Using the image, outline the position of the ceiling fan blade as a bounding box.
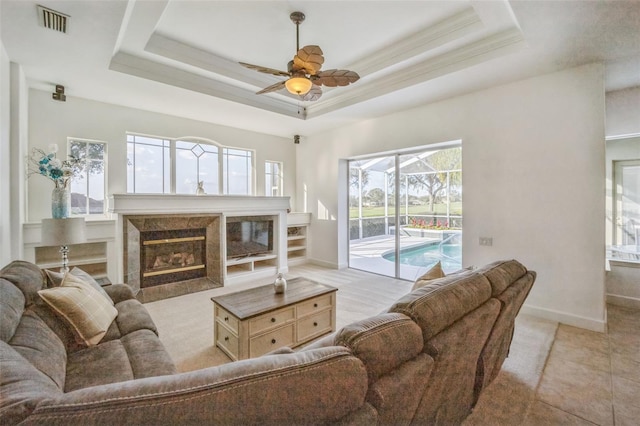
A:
[301,85,323,102]
[256,80,287,95]
[292,45,324,75]
[312,69,360,87]
[239,62,290,77]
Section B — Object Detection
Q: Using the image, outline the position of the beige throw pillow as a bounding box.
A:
[412,261,445,291]
[38,273,118,346]
[45,267,113,305]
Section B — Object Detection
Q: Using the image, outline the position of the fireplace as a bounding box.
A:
[141,228,207,288]
[123,214,223,303]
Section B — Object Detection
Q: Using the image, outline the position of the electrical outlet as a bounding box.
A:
[479,237,493,246]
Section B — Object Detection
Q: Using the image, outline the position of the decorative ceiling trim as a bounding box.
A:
[109,3,523,120]
[346,7,484,78]
[307,28,526,118]
[109,52,304,118]
[145,33,297,99]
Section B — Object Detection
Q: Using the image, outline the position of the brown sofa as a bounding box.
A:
[0,259,535,425]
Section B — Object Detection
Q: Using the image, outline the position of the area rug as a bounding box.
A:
[464,314,558,425]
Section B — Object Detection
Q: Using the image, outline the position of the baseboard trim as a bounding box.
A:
[607,293,640,310]
[520,304,606,333]
[308,258,341,269]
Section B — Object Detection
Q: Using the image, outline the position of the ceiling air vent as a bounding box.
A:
[37,5,69,33]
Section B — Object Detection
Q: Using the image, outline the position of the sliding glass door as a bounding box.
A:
[348,146,462,280]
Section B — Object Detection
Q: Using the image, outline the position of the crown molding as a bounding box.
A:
[306,28,526,118]
[109,51,304,118]
[346,7,484,78]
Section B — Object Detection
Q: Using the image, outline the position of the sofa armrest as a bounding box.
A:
[24,347,368,425]
[103,284,135,304]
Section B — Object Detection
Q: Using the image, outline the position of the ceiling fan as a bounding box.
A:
[239,11,360,101]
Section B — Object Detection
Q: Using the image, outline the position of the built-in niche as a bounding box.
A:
[225,215,278,279]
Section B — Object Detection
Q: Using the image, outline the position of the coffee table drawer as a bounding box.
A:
[249,307,295,336]
[250,324,295,358]
[215,322,239,360]
[215,306,239,334]
[297,309,333,343]
[297,294,333,317]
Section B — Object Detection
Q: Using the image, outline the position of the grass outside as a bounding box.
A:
[349,202,462,219]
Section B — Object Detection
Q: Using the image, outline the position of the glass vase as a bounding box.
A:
[274,273,287,294]
[51,186,70,219]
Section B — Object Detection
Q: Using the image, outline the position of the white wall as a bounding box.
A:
[26,90,295,222]
[0,40,10,265]
[606,87,640,137]
[298,63,607,331]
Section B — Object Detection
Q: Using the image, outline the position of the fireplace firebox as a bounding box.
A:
[140,228,206,288]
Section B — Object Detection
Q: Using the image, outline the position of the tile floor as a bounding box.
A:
[527,304,640,425]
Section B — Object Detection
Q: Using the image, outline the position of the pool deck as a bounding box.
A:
[349,235,443,281]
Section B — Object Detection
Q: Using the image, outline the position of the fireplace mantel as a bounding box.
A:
[109,194,291,215]
[110,194,291,298]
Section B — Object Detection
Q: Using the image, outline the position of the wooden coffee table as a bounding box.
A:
[211,277,337,361]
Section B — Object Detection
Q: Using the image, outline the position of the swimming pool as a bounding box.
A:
[382,241,462,272]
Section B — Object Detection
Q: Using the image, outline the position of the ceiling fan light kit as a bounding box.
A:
[285,76,313,95]
[240,11,360,101]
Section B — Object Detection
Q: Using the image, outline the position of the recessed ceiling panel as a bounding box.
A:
[155,1,468,69]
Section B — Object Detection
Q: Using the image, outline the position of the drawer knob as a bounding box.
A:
[224,336,229,342]
[271,318,276,323]
[313,322,318,327]
[271,339,276,344]
[314,303,318,308]
[224,316,229,321]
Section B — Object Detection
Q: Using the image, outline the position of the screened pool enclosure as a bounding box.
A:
[348,145,462,281]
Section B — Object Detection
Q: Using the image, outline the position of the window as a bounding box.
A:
[176,141,219,195]
[613,159,640,246]
[127,134,254,196]
[223,148,253,195]
[265,161,283,196]
[69,140,107,215]
[127,135,170,193]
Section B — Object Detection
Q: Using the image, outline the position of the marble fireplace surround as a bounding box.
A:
[124,214,222,303]
[110,194,291,303]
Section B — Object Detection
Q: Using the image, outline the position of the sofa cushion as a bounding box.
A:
[389,272,492,341]
[334,313,424,384]
[114,299,159,336]
[0,260,47,307]
[0,341,63,425]
[64,329,176,392]
[9,309,67,390]
[0,278,25,342]
[102,283,136,305]
[45,267,113,305]
[38,273,118,346]
[100,298,159,343]
[476,259,527,296]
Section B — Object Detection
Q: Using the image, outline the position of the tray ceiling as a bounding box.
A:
[1,1,639,137]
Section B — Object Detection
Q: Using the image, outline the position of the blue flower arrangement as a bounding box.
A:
[28,144,83,189]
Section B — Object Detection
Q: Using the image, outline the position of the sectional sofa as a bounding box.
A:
[0,259,535,425]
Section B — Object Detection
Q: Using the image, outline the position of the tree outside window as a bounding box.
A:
[69,140,106,215]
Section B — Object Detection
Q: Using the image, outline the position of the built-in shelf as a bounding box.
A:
[287,224,308,265]
[35,242,108,278]
[226,254,278,278]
